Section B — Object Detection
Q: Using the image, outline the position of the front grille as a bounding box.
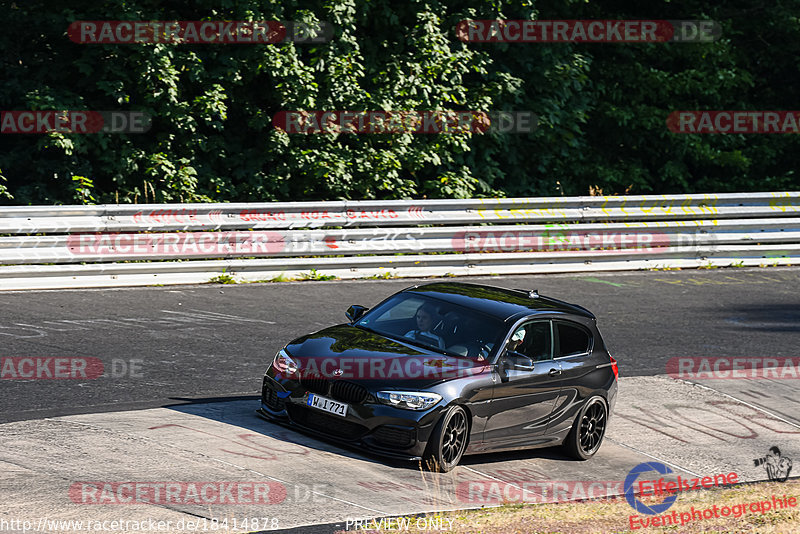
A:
[300,374,330,395]
[331,381,368,404]
[286,405,368,439]
[262,378,285,411]
[372,425,416,448]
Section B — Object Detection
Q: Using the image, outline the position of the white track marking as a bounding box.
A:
[604,437,702,478]
[677,379,800,430]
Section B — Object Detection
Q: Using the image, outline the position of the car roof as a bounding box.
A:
[403,282,595,322]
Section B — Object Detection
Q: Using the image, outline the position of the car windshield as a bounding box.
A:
[355,293,505,359]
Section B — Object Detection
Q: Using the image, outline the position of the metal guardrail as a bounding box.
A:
[0,192,798,290]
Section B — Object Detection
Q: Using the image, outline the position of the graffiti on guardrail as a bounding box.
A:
[1,193,798,289]
[238,208,400,223]
[131,209,226,224]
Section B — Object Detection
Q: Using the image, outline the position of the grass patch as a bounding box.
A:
[334,479,799,534]
[648,265,682,271]
[364,271,396,280]
[208,270,237,284]
[299,269,338,281]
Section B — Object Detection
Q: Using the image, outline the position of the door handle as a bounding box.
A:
[549,368,561,377]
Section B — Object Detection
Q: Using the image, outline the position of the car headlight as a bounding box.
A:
[376,391,442,411]
[272,349,298,375]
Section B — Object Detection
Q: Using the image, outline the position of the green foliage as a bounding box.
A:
[0,0,798,205]
[300,268,337,281]
[365,271,395,279]
[71,175,96,204]
[0,170,11,200]
[209,270,237,284]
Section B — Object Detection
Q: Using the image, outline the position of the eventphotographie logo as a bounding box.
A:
[754,446,793,482]
[625,462,678,515]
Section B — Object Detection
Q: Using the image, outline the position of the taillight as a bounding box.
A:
[610,356,619,380]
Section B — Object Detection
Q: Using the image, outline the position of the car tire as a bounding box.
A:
[563,396,607,460]
[423,405,469,472]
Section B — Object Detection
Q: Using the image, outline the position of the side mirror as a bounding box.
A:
[503,350,534,372]
[346,305,369,323]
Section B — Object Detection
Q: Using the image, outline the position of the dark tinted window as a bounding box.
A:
[556,322,591,357]
[510,321,552,362]
[355,293,504,356]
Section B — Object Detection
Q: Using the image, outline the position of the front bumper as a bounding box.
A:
[259,374,441,460]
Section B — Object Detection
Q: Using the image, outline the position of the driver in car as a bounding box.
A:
[404,303,446,349]
[508,326,526,353]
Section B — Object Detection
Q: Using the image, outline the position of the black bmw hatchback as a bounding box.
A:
[259,282,618,471]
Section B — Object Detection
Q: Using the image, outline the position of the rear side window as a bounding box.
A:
[511,320,552,362]
[556,321,592,357]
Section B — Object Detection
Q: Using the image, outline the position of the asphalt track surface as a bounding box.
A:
[1,267,798,423]
[1,268,799,534]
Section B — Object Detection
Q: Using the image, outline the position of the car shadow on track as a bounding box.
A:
[160,395,574,471]
[161,395,406,467]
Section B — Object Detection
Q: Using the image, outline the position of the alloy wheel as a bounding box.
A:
[579,401,606,455]
[441,409,467,465]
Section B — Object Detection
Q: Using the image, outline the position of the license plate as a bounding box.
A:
[307,394,348,417]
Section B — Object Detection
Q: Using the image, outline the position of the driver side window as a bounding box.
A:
[509,320,552,362]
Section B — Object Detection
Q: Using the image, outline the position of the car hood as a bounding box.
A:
[284,324,490,388]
